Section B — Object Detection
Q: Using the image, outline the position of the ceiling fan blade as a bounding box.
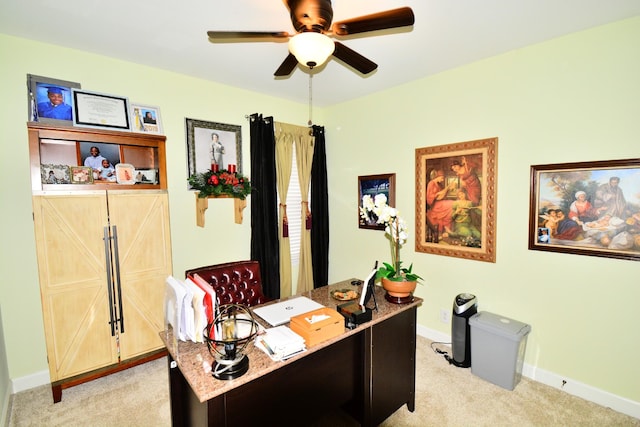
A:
[332,7,415,36]
[332,42,377,75]
[274,53,299,77]
[207,31,291,41]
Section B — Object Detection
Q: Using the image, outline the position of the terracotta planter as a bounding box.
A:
[381,277,417,304]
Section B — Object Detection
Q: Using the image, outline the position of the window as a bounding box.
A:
[278,145,309,266]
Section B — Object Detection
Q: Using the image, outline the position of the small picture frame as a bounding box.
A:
[27,74,81,126]
[70,166,93,184]
[358,173,396,230]
[41,164,70,184]
[115,163,136,184]
[72,88,131,131]
[130,104,162,134]
[135,168,158,184]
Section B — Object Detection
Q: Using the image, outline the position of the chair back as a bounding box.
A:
[185,260,269,307]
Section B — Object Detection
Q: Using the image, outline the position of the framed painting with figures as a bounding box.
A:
[529,158,640,261]
[415,137,498,263]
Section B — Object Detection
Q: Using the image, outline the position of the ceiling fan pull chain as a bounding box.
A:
[308,73,313,127]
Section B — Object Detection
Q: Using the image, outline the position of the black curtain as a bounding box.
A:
[310,125,329,288]
[249,114,280,299]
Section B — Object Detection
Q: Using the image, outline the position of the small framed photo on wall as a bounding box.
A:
[358,173,396,230]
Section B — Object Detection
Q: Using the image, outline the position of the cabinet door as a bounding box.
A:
[107,191,172,360]
[33,194,118,381]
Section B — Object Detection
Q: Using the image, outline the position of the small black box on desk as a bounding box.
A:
[337,302,372,329]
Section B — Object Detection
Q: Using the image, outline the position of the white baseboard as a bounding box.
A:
[417,326,640,420]
[11,369,49,394]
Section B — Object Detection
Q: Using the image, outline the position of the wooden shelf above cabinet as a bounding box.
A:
[195,193,247,227]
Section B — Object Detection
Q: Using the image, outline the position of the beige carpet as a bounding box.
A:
[7,336,639,426]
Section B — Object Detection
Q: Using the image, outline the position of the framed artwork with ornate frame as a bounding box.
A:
[358,173,396,230]
[185,118,242,181]
[415,137,498,263]
[529,158,640,261]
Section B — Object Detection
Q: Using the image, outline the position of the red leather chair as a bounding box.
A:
[185,260,270,307]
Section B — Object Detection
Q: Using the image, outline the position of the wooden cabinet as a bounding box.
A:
[27,123,172,402]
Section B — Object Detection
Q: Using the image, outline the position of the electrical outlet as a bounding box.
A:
[439,308,450,324]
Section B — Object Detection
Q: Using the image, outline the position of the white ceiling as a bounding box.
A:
[2,0,640,107]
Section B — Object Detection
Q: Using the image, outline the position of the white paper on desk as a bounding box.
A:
[180,280,195,342]
[256,326,306,361]
[185,277,206,343]
[190,273,217,329]
[165,276,186,340]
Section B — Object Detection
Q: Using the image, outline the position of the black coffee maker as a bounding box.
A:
[451,293,477,368]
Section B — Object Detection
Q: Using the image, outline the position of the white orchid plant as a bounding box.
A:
[360,194,422,282]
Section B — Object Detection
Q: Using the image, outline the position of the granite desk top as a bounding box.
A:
[160,278,422,403]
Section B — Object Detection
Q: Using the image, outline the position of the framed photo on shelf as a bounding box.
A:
[135,168,158,184]
[70,166,93,184]
[185,118,242,181]
[27,74,81,126]
[358,173,396,230]
[415,137,498,263]
[130,104,162,134]
[40,164,70,184]
[72,88,131,131]
[529,158,640,261]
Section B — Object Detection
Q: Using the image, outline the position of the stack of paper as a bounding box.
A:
[165,275,212,343]
[255,326,306,361]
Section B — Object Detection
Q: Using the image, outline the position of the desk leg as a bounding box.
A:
[368,307,417,425]
[168,355,223,427]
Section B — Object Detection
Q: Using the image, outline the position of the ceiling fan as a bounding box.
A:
[207,0,415,77]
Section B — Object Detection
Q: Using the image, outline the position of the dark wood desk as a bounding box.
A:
[162,279,422,426]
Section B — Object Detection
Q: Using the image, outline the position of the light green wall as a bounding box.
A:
[326,17,640,402]
[1,16,639,404]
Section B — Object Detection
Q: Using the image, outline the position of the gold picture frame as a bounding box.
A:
[415,137,498,263]
[70,166,93,184]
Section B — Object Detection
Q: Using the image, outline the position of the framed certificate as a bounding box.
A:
[72,89,131,131]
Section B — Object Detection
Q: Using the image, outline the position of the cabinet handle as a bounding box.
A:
[103,226,117,336]
[112,226,125,333]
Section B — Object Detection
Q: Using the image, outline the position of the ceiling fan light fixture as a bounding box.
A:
[288,32,335,68]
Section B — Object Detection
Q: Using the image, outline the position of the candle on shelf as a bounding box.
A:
[211,163,219,172]
[228,164,237,173]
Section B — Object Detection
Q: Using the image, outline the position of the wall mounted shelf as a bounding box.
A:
[195,193,247,226]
